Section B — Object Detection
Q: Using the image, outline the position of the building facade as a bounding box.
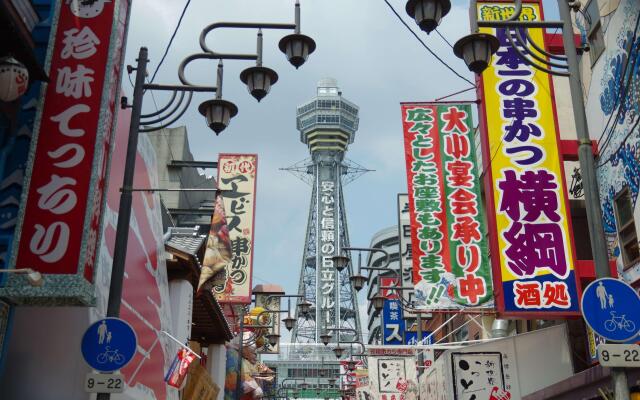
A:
[146,126,216,230]
[364,226,400,345]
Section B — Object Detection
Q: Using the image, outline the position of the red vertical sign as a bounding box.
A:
[10,0,128,302]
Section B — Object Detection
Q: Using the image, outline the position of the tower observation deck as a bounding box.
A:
[289,78,363,345]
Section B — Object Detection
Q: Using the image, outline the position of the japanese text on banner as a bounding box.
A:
[401,103,492,310]
[478,1,579,314]
[215,154,257,304]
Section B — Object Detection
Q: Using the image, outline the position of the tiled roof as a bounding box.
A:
[165,226,205,258]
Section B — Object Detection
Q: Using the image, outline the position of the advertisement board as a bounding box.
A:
[215,154,258,304]
[420,325,572,400]
[367,345,419,400]
[382,299,405,345]
[477,0,580,316]
[401,103,492,310]
[254,292,281,354]
[3,0,129,305]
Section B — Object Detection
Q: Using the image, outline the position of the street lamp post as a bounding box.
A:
[100,4,315,400]
[404,0,624,397]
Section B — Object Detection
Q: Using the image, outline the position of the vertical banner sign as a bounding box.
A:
[319,178,337,331]
[381,276,405,345]
[216,154,257,304]
[477,0,580,315]
[6,0,129,304]
[401,103,492,310]
[383,299,405,345]
[397,194,416,315]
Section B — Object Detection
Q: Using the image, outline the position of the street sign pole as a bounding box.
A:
[582,278,640,400]
[96,47,148,400]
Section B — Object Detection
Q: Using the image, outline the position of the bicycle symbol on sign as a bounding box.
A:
[604,311,637,333]
[96,346,126,365]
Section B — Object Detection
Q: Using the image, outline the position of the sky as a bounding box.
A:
[123,0,559,341]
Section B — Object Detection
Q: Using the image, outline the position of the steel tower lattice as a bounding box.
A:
[285,78,365,344]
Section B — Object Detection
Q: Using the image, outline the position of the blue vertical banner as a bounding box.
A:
[382,299,405,345]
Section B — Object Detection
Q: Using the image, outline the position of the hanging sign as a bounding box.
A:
[215,154,257,304]
[477,0,581,316]
[5,0,129,305]
[402,102,492,310]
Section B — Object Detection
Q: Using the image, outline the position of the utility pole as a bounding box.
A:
[96,47,148,400]
[556,1,629,398]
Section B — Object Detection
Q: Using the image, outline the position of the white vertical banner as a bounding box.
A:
[215,154,258,304]
[397,194,415,318]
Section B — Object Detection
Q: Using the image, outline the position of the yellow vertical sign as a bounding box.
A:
[477,1,579,315]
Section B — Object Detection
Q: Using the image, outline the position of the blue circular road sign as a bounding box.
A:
[581,278,640,342]
[81,318,137,372]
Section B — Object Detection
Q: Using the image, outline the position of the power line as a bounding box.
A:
[435,28,454,49]
[596,115,640,168]
[382,0,475,87]
[149,0,193,84]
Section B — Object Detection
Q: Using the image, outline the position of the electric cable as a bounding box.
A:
[382,0,475,87]
[596,115,640,168]
[435,28,454,49]
[149,0,193,84]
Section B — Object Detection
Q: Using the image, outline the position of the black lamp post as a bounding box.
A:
[349,274,367,292]
[370,294,386,313]
[298,299,312,316]
[405,0,451,34]
[321,332,332,346]
[452,33,500,74]
[283,316,296,331]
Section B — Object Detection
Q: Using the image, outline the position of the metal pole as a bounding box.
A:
[256,29,263,67]
[417,312,423,344]
[556,1,628,398]
[295,0,301,34]
[556,0,610,278]
[96,46,148,400]
[216,60,223,100]
[235,307,245,400]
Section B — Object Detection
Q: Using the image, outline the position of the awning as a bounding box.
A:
[191,289,233,344]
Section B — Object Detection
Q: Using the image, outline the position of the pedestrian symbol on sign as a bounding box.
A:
[581,278,640,342]
[81,318,137,373]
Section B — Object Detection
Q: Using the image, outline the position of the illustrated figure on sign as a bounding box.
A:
[106,331,112,344]
[97,320,108,344]
[596,281,608,309]
[609,294,615,309]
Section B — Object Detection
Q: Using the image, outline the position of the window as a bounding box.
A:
[584,0,605,65]
[614,187,640,268]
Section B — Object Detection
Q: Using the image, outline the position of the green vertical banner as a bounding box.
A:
[402,103,493,309]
